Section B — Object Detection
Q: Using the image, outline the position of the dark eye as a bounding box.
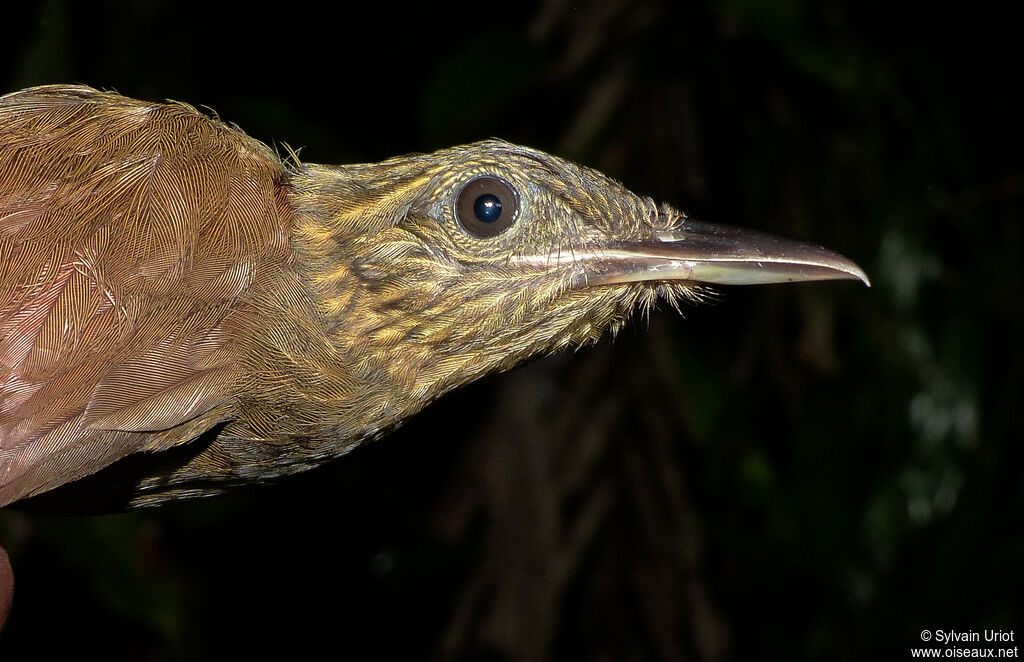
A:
[455,176,519,238]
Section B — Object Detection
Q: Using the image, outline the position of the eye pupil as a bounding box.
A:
[455,176,519,238]
[474,194,502,223]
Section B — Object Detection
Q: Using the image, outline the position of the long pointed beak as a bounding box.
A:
[588,220,870,287]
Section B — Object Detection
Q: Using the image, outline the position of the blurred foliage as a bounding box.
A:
[1,0,1021,660]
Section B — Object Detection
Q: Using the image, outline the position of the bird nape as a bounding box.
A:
[0,85,868,510]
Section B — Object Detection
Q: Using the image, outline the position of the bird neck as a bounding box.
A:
[227,163,482,456]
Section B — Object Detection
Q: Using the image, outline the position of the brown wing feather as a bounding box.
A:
[0,85,290,506]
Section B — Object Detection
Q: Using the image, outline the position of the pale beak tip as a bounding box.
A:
[834,260,871,287]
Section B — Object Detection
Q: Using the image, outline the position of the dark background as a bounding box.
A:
[1,1,1020,660]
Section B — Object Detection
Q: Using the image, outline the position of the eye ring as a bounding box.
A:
[455,176,519,238]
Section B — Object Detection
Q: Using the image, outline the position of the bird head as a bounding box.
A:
[257,139,867,447]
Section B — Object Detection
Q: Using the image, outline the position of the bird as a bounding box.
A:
[0,85,868,509]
